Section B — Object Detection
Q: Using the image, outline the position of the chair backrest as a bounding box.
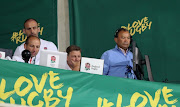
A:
[0,48,13,58]
[145,55,154,81]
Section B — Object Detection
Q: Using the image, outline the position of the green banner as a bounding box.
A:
[0,0,57,52]
[69,0,180,83]
[0,59,180,107]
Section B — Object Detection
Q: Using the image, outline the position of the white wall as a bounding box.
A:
[57,0,70,52]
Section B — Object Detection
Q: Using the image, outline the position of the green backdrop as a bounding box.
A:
[69,0,180,83]
[0,0,57,52]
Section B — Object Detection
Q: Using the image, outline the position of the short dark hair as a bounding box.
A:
[24,18,38,28]
[114,28,129,38]
[25,35,40,45]
[66,45,81,55]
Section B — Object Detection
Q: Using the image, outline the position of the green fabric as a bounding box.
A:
[0,59,180,107]
[69,0,180,83]
[0,0,57,52]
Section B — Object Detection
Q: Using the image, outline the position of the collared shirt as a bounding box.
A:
[29,57,36,64]
[12,56,38,65]
[65,63,72,70]
[101,45,136,79]
[119,47,128,56]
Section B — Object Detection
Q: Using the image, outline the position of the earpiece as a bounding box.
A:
[114,28,133,42]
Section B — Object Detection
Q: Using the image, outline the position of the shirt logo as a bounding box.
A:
[85,63,90,71]
[51,56,56,63]
[44,47,47,50]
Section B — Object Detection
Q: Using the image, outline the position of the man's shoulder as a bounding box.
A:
[40,39,57,51]
[65,63,72,70]
[103,48,117,55]
[12,56,24,62]
[40,39,54,44]
[127,50,133,55]
[101,48,116,58]
[17,42,25,48]
[13,42,25,56]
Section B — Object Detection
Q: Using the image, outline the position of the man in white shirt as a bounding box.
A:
[13,18,58,62]
[66,45,81,71]
[13,35,40,64]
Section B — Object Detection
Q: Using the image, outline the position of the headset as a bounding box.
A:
[114,28,133,42]
[114,28,133,51]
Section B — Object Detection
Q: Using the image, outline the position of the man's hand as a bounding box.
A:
[72,60,80,71]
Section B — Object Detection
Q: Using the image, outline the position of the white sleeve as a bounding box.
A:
[13,43,25,57]
[49,42,58,51]
[40,39,58,51]
[13,46,21,56]
[12,56,24,62]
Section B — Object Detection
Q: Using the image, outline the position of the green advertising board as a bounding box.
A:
[0,59,180,107]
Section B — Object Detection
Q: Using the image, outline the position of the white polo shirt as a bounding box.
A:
[12,56,38,65]
[13,39,58,65]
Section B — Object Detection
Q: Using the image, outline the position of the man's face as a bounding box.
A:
[67,50,81,67]
[23,20,40,37]
[114,31,131,50]
[24,37,40,57]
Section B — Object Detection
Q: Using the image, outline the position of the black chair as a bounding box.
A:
[0,48,13,58]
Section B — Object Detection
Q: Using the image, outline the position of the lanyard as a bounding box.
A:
[29,57,36,64]
[29,57,32,64]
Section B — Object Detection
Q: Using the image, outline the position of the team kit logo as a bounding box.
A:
[51,56,56,63]
[85,63,90,70]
